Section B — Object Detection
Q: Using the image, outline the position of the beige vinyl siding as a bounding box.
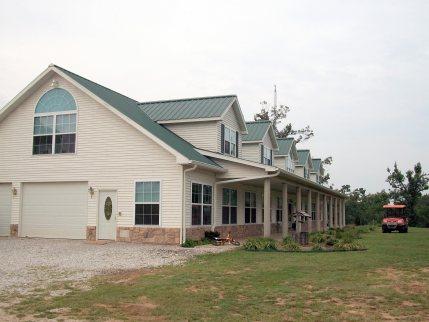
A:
[274,156,286,169]
[241,143,261,163]
[218,105,242,157]
[165,121,218,152]
[262,131,274,150]
[294,166,305,177]
[215,159,267,179]
[0,75,183,229]
[0,183,12,236]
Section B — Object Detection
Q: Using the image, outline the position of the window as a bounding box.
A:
[276,196,283,222]
[304,167,309,179]
[311,202,316,220]
[262,145,272,165]
[135,181,160,225]
[223,126,237,157]
[245,192,257,224]
[192,183,212,225]
[222,188,237,224]
[286,156,295,173]
[33,88,77,155]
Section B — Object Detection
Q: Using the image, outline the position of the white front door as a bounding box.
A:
[98,191,117,240]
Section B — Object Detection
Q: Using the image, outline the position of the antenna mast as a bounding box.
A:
[274,84,277,108]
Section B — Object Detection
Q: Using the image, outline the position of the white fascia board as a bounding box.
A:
[157,117,222,124]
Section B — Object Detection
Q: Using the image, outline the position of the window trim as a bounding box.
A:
[191,181,213,226]
[276,196,283,223]
[222,188,238,225]
[244,191,257,224]
[32,88,79,156]
[262,145,272,165]
[134,179,162,227]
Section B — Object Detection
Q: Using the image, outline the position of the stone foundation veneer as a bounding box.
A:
[116,227,180,245]
[186,224,264,240]
[10,224,18,237]
[86,226,96,241]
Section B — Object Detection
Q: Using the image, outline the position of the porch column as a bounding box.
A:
[263,178,271,237]
[296,186,302,237]
[343,199,346,227]
[334,198,338,228]
[282,183,289,237]
[323,194,328,231]
[307,190,312,232]
[316,192,321,231]
[329,196,334,228]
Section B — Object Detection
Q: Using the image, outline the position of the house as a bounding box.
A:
[310,158,324,184]
[0,65,346,244]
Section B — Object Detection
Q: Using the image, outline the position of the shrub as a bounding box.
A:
[333,240,366,251]
[309,232,327,244]
[243,237,277,251]
[204,231,220,239]
[181,239,200,248]
[282,236,301,251]
[312,243,324,251]
[325,235,338,246]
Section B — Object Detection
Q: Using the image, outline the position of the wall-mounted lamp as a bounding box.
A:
[12,187,17,196]
[88,187,95,198]
[50,79,59,88]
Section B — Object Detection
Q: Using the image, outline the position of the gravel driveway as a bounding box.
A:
[0,237,234,295]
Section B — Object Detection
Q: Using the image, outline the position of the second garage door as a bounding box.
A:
[21,182,88,239]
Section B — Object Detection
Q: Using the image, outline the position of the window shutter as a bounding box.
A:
[260,145,264,164]
[235,131,239,157]
[270,149,273,165]
[220,124,225,154]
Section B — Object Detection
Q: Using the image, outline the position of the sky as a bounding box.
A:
[0,0,428,193]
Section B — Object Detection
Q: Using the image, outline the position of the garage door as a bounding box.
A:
[0,183,12,236]
[22,182,87,239]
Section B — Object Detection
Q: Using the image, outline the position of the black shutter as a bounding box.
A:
[260,145,264,164]
[220,124,225,154]
[270,149,273,165]
[235,131,239,157]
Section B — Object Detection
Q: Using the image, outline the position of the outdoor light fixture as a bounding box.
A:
[88,186,95,198]
[50,79,59,88]
[11,187,17,196]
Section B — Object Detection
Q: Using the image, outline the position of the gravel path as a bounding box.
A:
[0,237,235,295]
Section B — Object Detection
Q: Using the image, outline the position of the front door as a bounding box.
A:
[98,190,117,240]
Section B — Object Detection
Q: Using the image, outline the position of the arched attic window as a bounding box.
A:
[33,88,77,155]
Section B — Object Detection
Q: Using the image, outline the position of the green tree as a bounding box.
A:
[415,195,429,227]
[386,162,429,225]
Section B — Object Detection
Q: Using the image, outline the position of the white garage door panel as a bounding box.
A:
[0,183,12,236]
[22,182,87,239]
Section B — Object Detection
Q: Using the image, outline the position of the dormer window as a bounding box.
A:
[286,156,295,173]
[221,125,238,157]
[262,145,272,165]
[33,88,77,155]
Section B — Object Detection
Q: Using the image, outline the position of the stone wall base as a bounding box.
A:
[10,224,18,237]
[187,224,263,240]
[86,226,96,241]
[117,227,180,245]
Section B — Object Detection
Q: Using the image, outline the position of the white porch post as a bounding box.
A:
[282,183,289,237]
[323,194,328,231]
[334,198,338,228]
[316,192,321,231]
[342,199,346,227]
[296,186,302,237]
[263,178,271,237]
[329,196,334,228]
[307,190,312,232]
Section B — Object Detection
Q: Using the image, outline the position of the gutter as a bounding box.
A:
[181,164,197,244]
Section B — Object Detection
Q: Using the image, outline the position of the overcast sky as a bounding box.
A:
[1,0,428,192]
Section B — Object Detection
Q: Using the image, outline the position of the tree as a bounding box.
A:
[386,162,429,225]
[415,195,429,228]
[254,101,314,143]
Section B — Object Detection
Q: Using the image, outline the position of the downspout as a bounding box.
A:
[181,164,197,244]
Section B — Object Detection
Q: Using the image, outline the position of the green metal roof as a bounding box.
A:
[242,120,271,142]
[297,150,311,166]
[275,138,294,155]
[54,65,221,169]
[139,95,236,121]
[311,159,322,173]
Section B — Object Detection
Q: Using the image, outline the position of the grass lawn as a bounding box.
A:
[7,227,429,321]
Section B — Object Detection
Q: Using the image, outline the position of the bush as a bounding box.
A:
[204,231,220,239]
[309,232,327,244]
[243,237,277,251]
[181,239,200,248]
[282,236,301,251]
[333,240,366,251]
[312,243,324,251]
[325,235,338,246]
